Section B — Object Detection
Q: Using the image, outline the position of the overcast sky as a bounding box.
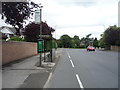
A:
[0,0,119,39]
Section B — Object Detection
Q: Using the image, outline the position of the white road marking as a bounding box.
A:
[68,55,71,59]
[66,50,71,59]
[43,72,53,88]
[76,74,84,89]
[70,59,75,68]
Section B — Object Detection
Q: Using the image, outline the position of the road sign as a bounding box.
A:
[35,10,41,24]
[39,35,51,38]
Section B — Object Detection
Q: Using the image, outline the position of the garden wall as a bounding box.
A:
[2,41,37,65]
[111,46,120,52]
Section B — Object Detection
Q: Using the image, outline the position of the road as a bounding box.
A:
[45,49,118,88]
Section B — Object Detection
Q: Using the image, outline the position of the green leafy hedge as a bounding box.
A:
[9,37,25,41]
[44,40,58,52]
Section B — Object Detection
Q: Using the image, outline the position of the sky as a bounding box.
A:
[0,0,119,39]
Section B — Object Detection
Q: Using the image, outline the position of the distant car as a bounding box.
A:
[87,46,95,51]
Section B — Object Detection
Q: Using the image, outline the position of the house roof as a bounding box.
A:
[8,27,16,34]
[0,26,16,34]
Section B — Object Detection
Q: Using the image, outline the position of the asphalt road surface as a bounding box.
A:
[45,49,118,89]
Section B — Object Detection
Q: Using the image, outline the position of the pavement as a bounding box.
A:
[2,48,63,89]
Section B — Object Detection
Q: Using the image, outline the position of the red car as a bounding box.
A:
[87,46,95,51]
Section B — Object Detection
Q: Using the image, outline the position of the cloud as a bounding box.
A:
[40,0,117,25]
[50,0,97,8]
[74,2,97,7]
[43,1,117,29]
[53,25,106,39]
[0,0,118,39]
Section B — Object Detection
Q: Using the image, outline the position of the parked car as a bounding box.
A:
[87,46,95,51]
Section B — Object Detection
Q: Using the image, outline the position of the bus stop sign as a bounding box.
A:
[38,40,44,53]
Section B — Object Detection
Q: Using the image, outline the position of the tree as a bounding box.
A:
[24,22,55,42]
[73,35,80,48]
[59,35,73,48]
[80,34,93,47]
[103,25,120,47]
[93,37,98,48]
[104,25,119,46]
[86,33,92,38]
[98,38,105,48]
[56,39,62,48]
[116,29,120,46]
[98,34,105,48]
[1,1,40,35]
[99,25,120,49]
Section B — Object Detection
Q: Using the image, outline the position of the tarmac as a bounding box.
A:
[2,48,63,89]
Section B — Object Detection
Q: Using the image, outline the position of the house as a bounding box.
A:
[0,26,16,40]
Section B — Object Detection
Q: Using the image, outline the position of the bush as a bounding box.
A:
[116,40,120,46]
[79,45,86,48]
[98,39,105,48]
[9,37,25,41]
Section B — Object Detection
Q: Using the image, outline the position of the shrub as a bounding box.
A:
[9,37,25,41]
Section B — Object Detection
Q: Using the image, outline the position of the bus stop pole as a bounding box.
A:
[51,35,52,62]
[39,52,42,66]
[39,8,42,66]
[44,41,45,61]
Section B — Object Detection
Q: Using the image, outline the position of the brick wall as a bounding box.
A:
[111,46,120,52]
[2,41,37,65]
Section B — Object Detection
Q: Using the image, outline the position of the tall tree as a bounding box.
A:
[99,25,120,49]
[86,33,92,38]
[59,35,72,48]
[93,37,98,48]
[73,35,80,48]
[80,34,93,47]
[1,1,40,35]
[24,22,55,42]
[104,25,119,46]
